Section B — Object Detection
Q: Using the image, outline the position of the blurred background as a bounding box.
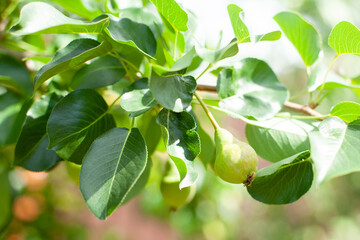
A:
[1,0,360,239]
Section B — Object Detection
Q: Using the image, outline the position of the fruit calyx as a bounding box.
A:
[244,172,256,187]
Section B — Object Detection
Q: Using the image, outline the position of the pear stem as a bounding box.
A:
[313,54,339,105]
[194,92,220,130]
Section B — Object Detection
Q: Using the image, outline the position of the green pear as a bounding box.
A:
[160,161,195,210]
[214,128,258,185]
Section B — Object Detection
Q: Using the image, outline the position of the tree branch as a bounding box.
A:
[196,84,323,118]
[196,85,217,92]
[282,101,323,118]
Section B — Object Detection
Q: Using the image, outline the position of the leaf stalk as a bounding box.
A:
[194,92,220,130]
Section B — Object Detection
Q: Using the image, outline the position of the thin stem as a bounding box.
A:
[309,92,313,104]
[314,55,339,104]
[194,92,220,129]
[196,84,217,91]
[306,66,311,79]
[109,52,134,81]
[195,84,325,120]
[289,90,309,101]
[120,56,143,75]
[109,51,145,78]
[275,114,329,120]
[278,157,311,170]
[195,63,212,81]
[131,117,136,128]
[305,66,312,103]
[109,95,121,109]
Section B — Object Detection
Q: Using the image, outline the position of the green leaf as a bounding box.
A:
[71,55,125,90]
[309,117,360,183]
[23,56,52,64]
[328,21,360,55]
[247,151,313,204]
[246,118,315,162]
[0,92,32,146]
[217,58,289,119]
[254,31,282,43]
[119,7,161,29]
[14,93,62,171]
[34,38,112,90]
[122,159,152,204]
[150,0,188,32]
[157,109,200,188]
[323,80,360,90]
[197,125,215,166]
[0,53,32,95]
[120,78,157,117]
[137,110,162,155]
[10,2,109,35]
[0,165,12,231]
[149,74,196,112]
[197,39,239,63]
[48,89,116,164]
[175,31,185,54]
[0,0,10,14]
[227,4,250,43]
[308,67,360,90]
[307,62,326,91]
[104,17,157,57]
[170,47,196,72]
[52,0,102,20]
[152,47,196,76]
[330,102,360,122]
[274,12,321,66]
[80,127,147,220]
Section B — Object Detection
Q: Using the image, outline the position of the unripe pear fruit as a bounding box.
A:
[214,128,258,185]
[160,162,195,210]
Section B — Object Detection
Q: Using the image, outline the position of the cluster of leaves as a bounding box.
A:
[1,0,360,222]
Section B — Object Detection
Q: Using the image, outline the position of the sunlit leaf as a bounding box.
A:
[53,0,102,20]
[227,4,250,43]
[150,0,188,32]
[120,78,157,117]
[104,17,157,57]
[246,118,315,162]
[254,31,282,43]
[149,74,196,112]
[34,38,112,90]
[309,117,360,183]
[157,109,200,188]
[197,39,239,63]
[170,47,196,72]
[10,2,109,35]
[330,102,360,123]
[217,58,289,120]
[328,21,360,55]
[274,12,321,66]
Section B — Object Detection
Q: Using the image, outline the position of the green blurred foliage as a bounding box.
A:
[1,0,360,239]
